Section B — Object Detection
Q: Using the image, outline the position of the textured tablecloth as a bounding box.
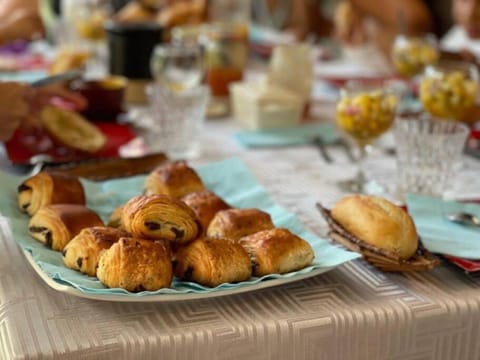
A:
[2,118,480,360]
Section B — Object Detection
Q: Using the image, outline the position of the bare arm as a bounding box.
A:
[0,0,43,46]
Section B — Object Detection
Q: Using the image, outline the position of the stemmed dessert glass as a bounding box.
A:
[419,60,479,123]
[391,34,439,79]
[335,82,399,193]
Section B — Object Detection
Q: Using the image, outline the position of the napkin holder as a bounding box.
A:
[316,203,440,272]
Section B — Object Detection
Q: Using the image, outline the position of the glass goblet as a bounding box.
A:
[335,82,398,193]
[419,60,479,123]
[391,34,439,78]
[150,43,203,94]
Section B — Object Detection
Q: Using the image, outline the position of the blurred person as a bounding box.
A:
[0,82,86,141]
[333,0,452,56]
[252,0,334,41]
[0,0,44,46]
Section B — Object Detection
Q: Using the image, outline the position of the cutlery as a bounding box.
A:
[445,212,480,228]
[27,153,53,176]
[31,70,83,88]
[335,137,356,162]
[311,136,333,163]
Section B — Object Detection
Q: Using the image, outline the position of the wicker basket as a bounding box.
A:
[317,203,440,272]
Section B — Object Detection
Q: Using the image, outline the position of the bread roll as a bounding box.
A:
[330,195,418,259]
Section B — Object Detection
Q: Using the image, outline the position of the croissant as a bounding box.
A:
[97,237,173,292]
[28,204,104,251]
[18,171,85,216]
[144,160,205,198]
[62,226,129,276]
[181,190,231,231]
[107,205,125,229]
[207,208,275,241]
[121,194,200,244]
[174,236,252,287]
[239,228,315,276]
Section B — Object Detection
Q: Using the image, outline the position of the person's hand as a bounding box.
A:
[0,82,87,141]
[333,1,367,46]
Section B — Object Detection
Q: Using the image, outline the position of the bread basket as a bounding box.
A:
[316,203,439,272]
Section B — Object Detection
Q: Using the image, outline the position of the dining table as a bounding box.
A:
[2,47,480,360]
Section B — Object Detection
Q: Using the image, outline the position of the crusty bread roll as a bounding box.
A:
[330,195,418,259]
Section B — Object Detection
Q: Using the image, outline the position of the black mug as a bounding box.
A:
[105,21,163,79]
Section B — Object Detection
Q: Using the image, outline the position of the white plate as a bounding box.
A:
[23,249,338,302]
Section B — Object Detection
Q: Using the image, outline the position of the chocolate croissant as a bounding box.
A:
[107,205,124,229]
[62,226,129,276]
[18,171,85,216]
[181,190,231,231]
[239,228,315,276]
[207,208,275,241]
[121,194,200,245]
[144,160,205,198]
[174,237,252,287]
[97,237,173,292]
[28,204,104,251]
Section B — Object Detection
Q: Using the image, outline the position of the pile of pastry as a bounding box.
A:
[17,161,315,292]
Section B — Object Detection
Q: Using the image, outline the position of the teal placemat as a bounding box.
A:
[407,194,480,259]
[1,158,359,296]
[235,123,339,148]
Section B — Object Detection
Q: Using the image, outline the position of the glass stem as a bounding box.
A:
[356,144,368,187]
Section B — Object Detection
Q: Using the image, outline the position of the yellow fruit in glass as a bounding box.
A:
[336,90,398,145]
[419,67,478,120]
[392,35,439,78]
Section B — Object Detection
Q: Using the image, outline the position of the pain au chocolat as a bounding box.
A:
[239,228,315,276]
[330,195,418,260]
[174,236,252,287]
[96,237,173,292]
[28,204,104,251]
[144,160,205,198]
[121,194,200,244]
[181,190,231,231]
[207,208,275,241]
[18,171,85,216]
[62,226,129,276]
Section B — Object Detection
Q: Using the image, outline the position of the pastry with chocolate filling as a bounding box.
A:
[63,226,129,276]
[28,204,104,251]
[239,228,315,276]
[330,195,418,260]
[207,208,275,241]
[97,237,173,292]
[144,160,205,198]
[107,205,125,229]
[121,194,200,244]
[18,171,85,216]
[181,190,231,231]
[174,236,252,287]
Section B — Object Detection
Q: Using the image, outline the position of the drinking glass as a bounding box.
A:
[391,34,439,78]
[419,60,479,123]
[150,43,203,93]
[335,82,398,193]
[393,115,469,201]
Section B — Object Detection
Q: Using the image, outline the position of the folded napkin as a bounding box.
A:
[235,123,338,148]
[406,194,480,259]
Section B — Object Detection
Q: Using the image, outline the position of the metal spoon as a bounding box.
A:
[28,154,53,177]
[445,212,480,228]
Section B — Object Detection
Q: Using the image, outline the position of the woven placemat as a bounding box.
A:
[316,203,439,272]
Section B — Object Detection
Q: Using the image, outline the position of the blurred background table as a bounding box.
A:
[2,109,480,359]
